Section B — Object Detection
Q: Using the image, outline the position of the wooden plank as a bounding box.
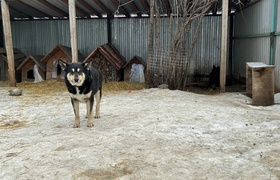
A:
[68,0,78,62]
[1,0,16,87]
[220,0,229,92]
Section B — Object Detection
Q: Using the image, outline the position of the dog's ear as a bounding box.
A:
[58,59,68,71]
[83,61,92,70]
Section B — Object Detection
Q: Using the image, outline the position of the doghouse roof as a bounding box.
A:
[84,43,126,71]
[124,55,146,68]
[0,48,26,68]
[17,55,46,71]
[41,44,84,63]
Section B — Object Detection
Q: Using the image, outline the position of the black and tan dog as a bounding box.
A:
[58,60,102,128]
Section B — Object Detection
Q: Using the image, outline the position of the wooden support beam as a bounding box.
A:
[146,0,154,88]
[1,0,16,87]
[68,0,78,62]
[220,0,229,92]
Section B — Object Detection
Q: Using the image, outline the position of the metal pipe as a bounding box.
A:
[269,0,278,65]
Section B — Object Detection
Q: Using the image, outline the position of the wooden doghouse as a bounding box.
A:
[17,55,45,82]
[0,48,26,82]
[84,43,127,83]
[124,55,146,82]
[41,44,84,81]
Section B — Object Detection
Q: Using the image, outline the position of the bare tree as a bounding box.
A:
[168,0,217,90]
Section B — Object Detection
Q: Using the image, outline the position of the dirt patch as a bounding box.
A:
[73,160,134,180]
[0,119,27,129]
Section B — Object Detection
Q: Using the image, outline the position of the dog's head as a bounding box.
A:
[58,60,91,87]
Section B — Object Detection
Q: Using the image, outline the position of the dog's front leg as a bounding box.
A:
[71,98,80,128]
[86,98,94,127]
[95,90,101,118]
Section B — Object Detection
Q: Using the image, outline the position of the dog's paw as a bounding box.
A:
[94,115,100,118]
[87,123,94,127]
[73,124,80,128]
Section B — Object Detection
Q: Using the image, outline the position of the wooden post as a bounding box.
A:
[220,0,229,92]
[146,0,154,88]
[1,0,16,87]
[68,0,78,62]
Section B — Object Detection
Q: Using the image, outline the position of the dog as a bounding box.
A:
[58,60,102,128]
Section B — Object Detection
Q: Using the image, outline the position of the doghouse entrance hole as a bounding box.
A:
[27,69,34,79]
[57,65,62,76]
[52,61,64,79]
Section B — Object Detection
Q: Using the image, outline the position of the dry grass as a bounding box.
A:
[16,80,67,95]
[102,81,146,94]
[2,80,147,95]
[2,79,244,96]
[2,80,244,96]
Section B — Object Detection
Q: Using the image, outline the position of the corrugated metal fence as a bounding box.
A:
[10,16,222,81]
[234,0,280,90]
[11,19,108,58]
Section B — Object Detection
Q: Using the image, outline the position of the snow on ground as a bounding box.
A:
[0,87,280,179]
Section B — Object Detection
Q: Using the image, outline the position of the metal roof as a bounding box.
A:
[1,0,260,20]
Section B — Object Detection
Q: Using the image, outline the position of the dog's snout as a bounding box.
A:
[74,77,79,82]
[74,74,79,82]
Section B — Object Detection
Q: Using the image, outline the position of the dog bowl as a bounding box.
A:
[8,89,23,96]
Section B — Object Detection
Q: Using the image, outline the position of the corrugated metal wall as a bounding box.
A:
[7,1,280,87]
[76,19,108,57]
[111,18,149,62]
[11,16,222,78]
[275,0,280,90]
[150,16,222,75]
[233,0,280,89]
[192,16,222,75]
[11,19,108,58]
